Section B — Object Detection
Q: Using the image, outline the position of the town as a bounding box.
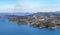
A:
[5,12,60,29]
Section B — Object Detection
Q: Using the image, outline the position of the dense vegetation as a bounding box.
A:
[7,12,60,29]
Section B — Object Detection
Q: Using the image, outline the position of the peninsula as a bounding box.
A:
[6,12,60,29]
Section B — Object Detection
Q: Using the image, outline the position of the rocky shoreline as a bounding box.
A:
[5,12,60,29]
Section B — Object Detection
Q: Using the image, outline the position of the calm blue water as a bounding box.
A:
[0,18,60,35]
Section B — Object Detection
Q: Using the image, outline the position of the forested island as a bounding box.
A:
[4,12,60,29]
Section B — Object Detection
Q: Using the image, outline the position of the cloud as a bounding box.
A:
[32,6,60,12]
[14,0,60,12]
[0,4,15,13]
[0,0,60,13]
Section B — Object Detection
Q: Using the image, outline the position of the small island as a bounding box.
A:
[6,12,60,29]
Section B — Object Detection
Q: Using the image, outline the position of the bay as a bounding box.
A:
[0,18,60,35]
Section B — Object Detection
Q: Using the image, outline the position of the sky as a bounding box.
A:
[0,0,60,13]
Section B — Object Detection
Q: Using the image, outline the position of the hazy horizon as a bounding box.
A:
[0,0,60,13]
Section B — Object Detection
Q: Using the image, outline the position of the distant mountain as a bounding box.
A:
[0,12,34,16]
[11,12,34,16]
[0,11,60,16]
[53,11,60,14]
[27,11,60,17]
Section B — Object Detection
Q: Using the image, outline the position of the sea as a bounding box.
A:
[0,17,60,35]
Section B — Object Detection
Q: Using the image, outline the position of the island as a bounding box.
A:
[6,12,60,29]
